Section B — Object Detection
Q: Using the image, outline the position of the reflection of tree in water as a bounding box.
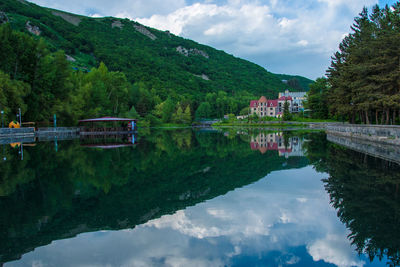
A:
[322,145,400,266]
[0,129,310,263]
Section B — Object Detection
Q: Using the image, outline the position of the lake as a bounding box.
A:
[0,128,399,266]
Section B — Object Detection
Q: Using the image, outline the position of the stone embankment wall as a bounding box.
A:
[327,133,400,164]
[0,127,35,137]
[36,127,79,141]
[326,124,400,145]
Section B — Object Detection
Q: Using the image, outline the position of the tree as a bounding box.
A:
[304,77,329,119]
[172,106,184,123]
[0,71,30,122]
[327,4,400,124]
[239,107,250,116]
[283,100,291,121]
[182,105,192,124]
[126,105,139,119]
[195,102,211,119]
[161,98,175,123]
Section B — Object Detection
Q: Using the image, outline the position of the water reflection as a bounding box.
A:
[250,132,304,157]
[322,145,400,266]
[0,129,398,266]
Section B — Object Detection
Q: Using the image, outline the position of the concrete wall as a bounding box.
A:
[326,124,400,145]
[0,127,35,138]
[327,133,400,164]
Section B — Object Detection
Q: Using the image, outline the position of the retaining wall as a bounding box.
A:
[326,124,400,145]
[327,133,400,164]
[0,127,35,138]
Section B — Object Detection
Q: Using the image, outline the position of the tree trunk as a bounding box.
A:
[394,110,397,125]
[365,110,370,124]
[386,109,390,125]
[381,111,385,125]
[375,110,379,125]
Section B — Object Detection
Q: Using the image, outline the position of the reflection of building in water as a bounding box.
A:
[250,132,304,158]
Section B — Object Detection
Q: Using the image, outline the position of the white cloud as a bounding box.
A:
[29,0,186,18]
[9,167,365,267]
[308,234,366,267]
[135,0,379,78]
[28,0,381,78]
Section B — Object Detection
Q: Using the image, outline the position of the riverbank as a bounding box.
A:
[212,121,307,127]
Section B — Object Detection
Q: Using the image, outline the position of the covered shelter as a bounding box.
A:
[78,117,137,134]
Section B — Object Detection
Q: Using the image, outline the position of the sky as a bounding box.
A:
[28,0,398,79]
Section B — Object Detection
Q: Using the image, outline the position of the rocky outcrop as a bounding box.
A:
[52,11,81,26]
[111,20,123,29]
[176,46,209,59]
[0,11,9,24]
[25,21,41,36]
[193,73,210,81]
[133,24,157,40]
[66,55,76,62]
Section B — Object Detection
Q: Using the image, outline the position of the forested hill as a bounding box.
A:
[0,0,312,124]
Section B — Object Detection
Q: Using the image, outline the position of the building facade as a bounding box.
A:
[279,90,307,113]
[250,90,306,118]
[250,132,304,158]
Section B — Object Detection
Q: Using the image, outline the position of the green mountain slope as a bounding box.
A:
[274,74,314,91]
[0,0,311,102]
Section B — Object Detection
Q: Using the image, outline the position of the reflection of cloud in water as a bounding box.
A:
[8,166,365,267]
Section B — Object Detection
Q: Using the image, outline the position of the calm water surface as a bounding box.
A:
[0,129,399,266]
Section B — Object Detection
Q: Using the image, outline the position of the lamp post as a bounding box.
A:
[1,110,4,128]
[18,108,21,126]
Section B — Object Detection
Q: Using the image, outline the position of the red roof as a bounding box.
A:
[278,96,292,101]
[79,117,137,123]
[258,96,268,103]
[250,142,259,150]
[267,100,278,107]
[268,143,278,150]
[250,100,258,107]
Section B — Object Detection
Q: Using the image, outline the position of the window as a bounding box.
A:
[261,112,263,116]
[270,113,273,115]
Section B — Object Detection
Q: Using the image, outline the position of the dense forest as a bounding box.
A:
[0,0,312,126]
[305,3,400,124]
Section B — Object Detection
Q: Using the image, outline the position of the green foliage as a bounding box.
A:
[239,107,250,115]
[304,77,329,119]
[322,145,400,265]
[172,104,192,124]
[0,70,30,121]
[274,74,314,91]
[195,102,211,119]
[327,3,400,124]
[283,100,292,121]
[0,0,313,124]
[125,105,139,119]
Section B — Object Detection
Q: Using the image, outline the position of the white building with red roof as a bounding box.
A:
[249,89,306,118]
